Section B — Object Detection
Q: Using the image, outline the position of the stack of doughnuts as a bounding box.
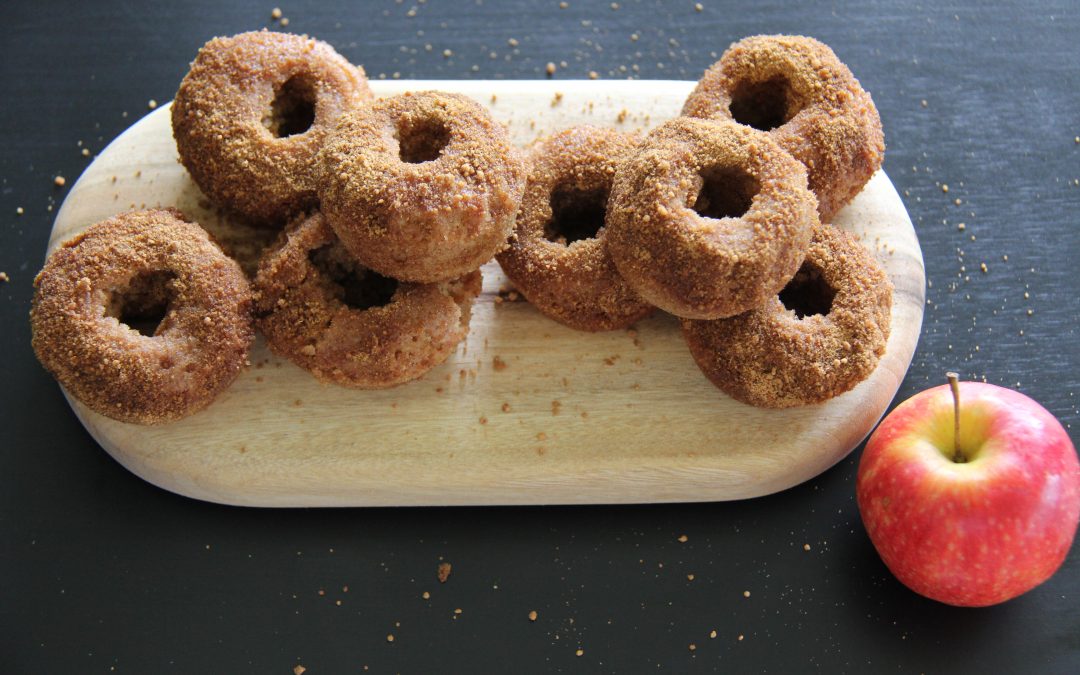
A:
[30,30,894,427]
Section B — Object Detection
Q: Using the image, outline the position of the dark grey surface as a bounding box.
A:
[2,1,1078,672]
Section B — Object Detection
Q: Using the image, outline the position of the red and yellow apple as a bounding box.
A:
[857,378,1080,607]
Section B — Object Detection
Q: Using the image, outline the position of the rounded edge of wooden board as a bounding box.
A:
[48,82,925,506]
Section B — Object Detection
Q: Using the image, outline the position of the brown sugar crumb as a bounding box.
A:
[386,634,395,643]
[454,608,463,615]
[501,402,511,413]
[803,543,811,551]
[551,400,561,415]
[437,561,452,583]
[979,262,988,273]
[293,666,306,675]
[603,355,620,366]
[528,610,538,621]
[551,92,564,107]
[677,534,688,543]
[479,416,488,425]
[616,108,628,123]
[493,355,508,371]
[687,574,695,581]
[738,634,745,641]
[536,432,547,441]
[0,272,9,283]
[53,175,66,187]
[422,591,430,599]
[546,62,557,76]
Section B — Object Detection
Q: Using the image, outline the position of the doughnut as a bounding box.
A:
[682,34,884,222]
[681,224,892,408]
[172,30,373,225]
[495,126,653,331]
[605,116,818,320]
[254,212,482,388]
[317,91,526,283]
[31,209,254,424]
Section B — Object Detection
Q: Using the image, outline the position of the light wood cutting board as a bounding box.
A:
[48,80,925,506]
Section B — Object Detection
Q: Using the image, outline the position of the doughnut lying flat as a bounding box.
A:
[682,224,892,408]
[496,126,652,331]
[318,91,526,283]
[682,34,884,222]
[606,116,818,320]
[31,209,255,424]
[172,30,373,225]
[254,212,482,388]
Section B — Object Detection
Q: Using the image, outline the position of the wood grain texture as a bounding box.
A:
[49,80,924,506]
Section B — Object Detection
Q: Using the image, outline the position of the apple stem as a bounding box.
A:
[946,371,964,463]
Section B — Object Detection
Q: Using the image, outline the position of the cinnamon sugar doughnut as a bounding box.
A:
[317,91,526,283]
[254,212,482,388]
[682,35,884,222]
[172,30,373,225]
[682,224,892,408]
[31,209,254,424]
[606,117,818,320]
[496,126,652,331]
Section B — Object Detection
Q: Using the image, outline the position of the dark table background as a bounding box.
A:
[2,0,1078,672]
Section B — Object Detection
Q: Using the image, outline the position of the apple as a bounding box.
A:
[857,375,1080,607]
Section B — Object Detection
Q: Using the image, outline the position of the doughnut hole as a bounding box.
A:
[692,165,760,220]
[779,261,835,319]
[264,75,317,137]
[728,75,799,131]
[544,185,609,245]
[105,270,177,337]
[309,243,398,310]
[396,116,450,163]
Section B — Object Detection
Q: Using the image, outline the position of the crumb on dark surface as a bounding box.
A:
[437,561,452,583]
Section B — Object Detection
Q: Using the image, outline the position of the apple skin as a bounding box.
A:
[857,381,1080,607]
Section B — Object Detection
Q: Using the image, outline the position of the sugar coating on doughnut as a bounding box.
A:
[682,34,884,221]
[254,212,482,388]
[682,224,892,408]
[496,126,653,331]
[606,117,818,320]
[318,91,526,283]
[31,209,255,424]
[172,30,373,225]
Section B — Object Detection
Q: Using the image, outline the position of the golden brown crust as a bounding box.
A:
[254,212,481,388]
[495,126,653,331]
[172,30,373,225]
[30,209,255,424]
[317,91,526,283]
[682,34,884,221]
[682,224,892,408]
[606,117,818,320]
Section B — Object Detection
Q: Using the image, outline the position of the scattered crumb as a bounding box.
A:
[677,534,688,543]
[294,666,306,675]
[443,49,453,58]
[493,355,508,371]
[501,402,511,413]
[386,634,395,643]
[575,649,584,657]
[588,70,599,79]
[479,416,488,425]
[980,263,988,273]
[454,608,463,615]
[551,400,561,415]
[551,92,564,107]
[559,1,568,7]
[803,543,811,551]
[941,184,949,193]
[738,634,745,641]
[689,643,696,652]
[920,99,928,107]
[422,591,430,599]
[0,272,9,283]
[957,222,966,231]
[536,432,547,441]
[743,590,750,598]
[280,17,290,26]
[546,62,557,76]
[695,2,704,10]
[437,561,452,583]
[271,7,282,19]
[15,207,24,215]
[687,574,695,581]
[54,175,66,187]
[528,610,538,621]
[709,630,717,639]
[148,99,158,110]
[616,108,628,123]
[81,148,90,157]
[507,37,519,47]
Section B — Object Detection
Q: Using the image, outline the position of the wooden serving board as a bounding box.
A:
[49,80,925,506]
